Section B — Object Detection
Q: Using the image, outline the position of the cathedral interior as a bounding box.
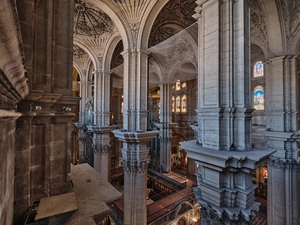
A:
[1,0,300,225]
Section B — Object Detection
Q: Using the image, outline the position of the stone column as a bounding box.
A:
[74,122,87,164]
[93,70,101,125]
[180,0,274,224]
[79,76,87,123]
[88,125,118,181]
[112,130,159,225]
[264,56,300,225]
[112,48,158,225]
[155,83,176,173]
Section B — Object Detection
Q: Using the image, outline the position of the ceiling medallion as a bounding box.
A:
[74,0,113,36]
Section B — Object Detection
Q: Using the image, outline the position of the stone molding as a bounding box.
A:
[268,156,299,170]
[199,202,254,225]
[73,0,113,36]
[93,144,110,154]
[121,159,149,174]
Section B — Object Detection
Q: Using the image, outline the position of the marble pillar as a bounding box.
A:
[180,0,274,224]
[264,56,300,225]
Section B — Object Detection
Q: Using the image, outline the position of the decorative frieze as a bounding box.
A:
[121,159,149,174]
[73,0,113,36]
[268,156,299,170]
[93,143,110,154]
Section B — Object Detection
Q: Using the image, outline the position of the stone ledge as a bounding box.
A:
[64,163,122,225]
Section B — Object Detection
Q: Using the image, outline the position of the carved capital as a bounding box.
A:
[268,157,299,171]
[121,159,149,174]
[94,144,110,154]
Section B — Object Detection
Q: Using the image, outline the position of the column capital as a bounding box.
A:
[94,144,110,154]
[88,124,119,134]
[268,156,299,170]
[121,159,149,174]
[112,130,158,143]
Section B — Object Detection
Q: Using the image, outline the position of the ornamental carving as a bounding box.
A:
[121,159,149,174]
[268,157,299,170]
[129,22,140,48]
[250,0,269,49]
[148,0,197,47]
[73,44,88,59]
[275,0,300,45]
[201,205,222,225]
[112,0,152,21]
[94,144,110,154]
[74,0,113,36]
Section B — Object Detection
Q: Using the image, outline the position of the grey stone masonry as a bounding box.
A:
[112,130,159,225]
[180,0,275,224]
[264,56,300,225]
[87,125,118,181]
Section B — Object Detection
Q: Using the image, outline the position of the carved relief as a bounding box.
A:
[94,144,111,154]
[74,0,113,36]
[276,0,300,44]
[150,34,197,71]
[149,0,197,47]
[129,22,140,48]
[111,0,152,21]
[121,159,149,174]
[250,0,269,49]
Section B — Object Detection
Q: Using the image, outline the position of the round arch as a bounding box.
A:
[262,0,283,56]
[73,39,98,69]
[168,61,197,84]
[84,0,129,49]
[103,32,122,71]
[139,0,169,49]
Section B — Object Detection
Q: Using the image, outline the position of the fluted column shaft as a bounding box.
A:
[155,83,176,172]
[265,56,300,225]
[181,1,275,224]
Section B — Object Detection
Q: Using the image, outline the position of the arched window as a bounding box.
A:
[176,80,181,90]
[254,86,264,110]
[181,95,187,113]
[172,96,175,113]
[254,61,264,78]
[176,96,181,112]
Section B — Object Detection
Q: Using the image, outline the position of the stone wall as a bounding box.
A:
[0,113,20,225]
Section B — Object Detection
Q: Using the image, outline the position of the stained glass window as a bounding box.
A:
[176,80,181,90]
[176,96,181,112]
[254,86,264,110]
[254,61,264,78]
[181,95,187,113]
[172,96,175,113]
